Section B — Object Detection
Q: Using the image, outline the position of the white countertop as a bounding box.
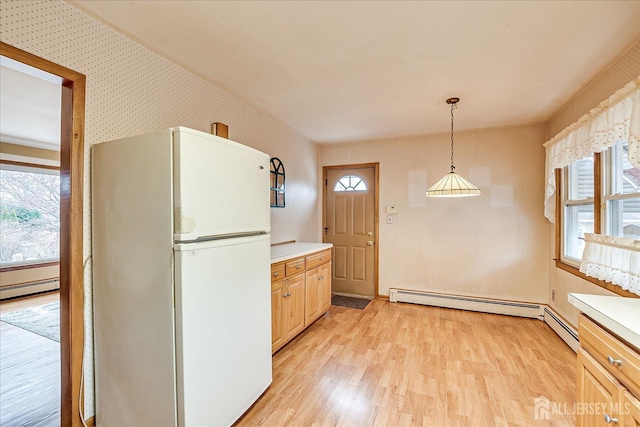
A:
[568,293,640,349]
[271,242,333,264]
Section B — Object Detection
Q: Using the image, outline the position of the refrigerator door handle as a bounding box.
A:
[175,230,267,244]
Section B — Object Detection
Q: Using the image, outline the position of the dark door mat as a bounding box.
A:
[331,295,371,310]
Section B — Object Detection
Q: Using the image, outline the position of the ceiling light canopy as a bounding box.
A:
[426,97,481,198]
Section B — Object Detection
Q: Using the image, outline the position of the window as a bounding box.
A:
[333,175,366,192]
[560,139,640,267]
[562,155,594,261]
[604,140,640,239]
[0,163,60,267]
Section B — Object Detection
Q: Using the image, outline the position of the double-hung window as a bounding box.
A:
[562,154,595,262]
[560,139,640,295]
[603,140,640,239]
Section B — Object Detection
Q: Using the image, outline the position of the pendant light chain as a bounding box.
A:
[450,100,456,172]
[426,96,481,198]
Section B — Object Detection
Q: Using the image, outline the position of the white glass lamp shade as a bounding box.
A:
[426,171,481,197]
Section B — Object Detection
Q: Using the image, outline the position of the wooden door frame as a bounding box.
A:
[0,42,86,427]
[322,163,380,299]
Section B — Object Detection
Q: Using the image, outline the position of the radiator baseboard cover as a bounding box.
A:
[388,288,579,352]
[542,306,579,352]
[389,288,542,319]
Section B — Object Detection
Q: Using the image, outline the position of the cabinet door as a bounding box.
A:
[319,262,331,313]
[577,348,625,427]
[284,274,305,340]
[271,279,285,353]
[305,268,320,326]
[626,391,640,427]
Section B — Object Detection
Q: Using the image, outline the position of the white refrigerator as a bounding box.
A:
[91,127,272,426]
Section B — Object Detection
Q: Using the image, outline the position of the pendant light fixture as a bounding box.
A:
[426,97,481,197]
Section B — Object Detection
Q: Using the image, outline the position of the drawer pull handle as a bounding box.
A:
[603,414,618,424]
[296,265,301,269]
[607,355,622,366]
[273,272,279,277]
[319,276,324,280]
[283,292,291,297]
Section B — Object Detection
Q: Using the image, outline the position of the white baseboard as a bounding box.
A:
[541,306,579,352]
[389,288,542,319]
[0,278,60,300]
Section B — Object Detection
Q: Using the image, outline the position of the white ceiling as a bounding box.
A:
[0,58,62,150]
[65,1,640,143]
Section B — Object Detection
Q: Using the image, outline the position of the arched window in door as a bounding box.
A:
[333,174,367,192]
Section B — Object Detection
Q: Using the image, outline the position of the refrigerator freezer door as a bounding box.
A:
[173,127,270,242]
[174,234,272,426]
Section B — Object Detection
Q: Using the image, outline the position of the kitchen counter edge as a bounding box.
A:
[271,242,333,264]
[568,292,640,349]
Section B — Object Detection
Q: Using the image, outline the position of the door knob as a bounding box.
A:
[367,232,373,236]
[367,241,374,246]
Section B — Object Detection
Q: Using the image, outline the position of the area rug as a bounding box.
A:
[331,295,371,310]
[0,302,60,342]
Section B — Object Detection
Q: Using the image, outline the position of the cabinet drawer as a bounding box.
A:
[285,257,305,276]
[306,249,331,269]
[579,314,640,396]
[271,262,285,283]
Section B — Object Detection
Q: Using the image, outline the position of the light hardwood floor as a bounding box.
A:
[0,291,59,314]
[237,300,576,427]
[0,292,60,427]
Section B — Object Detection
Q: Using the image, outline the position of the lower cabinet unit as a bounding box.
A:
[271,248,332,353]
[577,314,640,427]
[626,391,640,427]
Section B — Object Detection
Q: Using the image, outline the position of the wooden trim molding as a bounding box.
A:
[0,261,60,273]
[555,260,638,298]
[322,162,380,299]
[0,42,87,426]
[0,159,60,171]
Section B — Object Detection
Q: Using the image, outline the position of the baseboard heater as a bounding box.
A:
[389,288,542,319]
[388,288,579,352]
[0,278,60,300]
[542,306,579,352]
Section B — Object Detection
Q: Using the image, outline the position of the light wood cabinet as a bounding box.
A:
[625,391,640,427]
[577,314,640,426]
[271,248,332,353]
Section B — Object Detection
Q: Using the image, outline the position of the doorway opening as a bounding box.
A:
[0,42,86,426]
[323,163,379,299]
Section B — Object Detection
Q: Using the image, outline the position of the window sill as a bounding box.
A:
[554,259,638,298]
[0,261,60,273]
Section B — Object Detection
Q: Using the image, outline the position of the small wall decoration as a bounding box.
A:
[270,157,285,207]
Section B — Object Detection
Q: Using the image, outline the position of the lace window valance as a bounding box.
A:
[579,233,640,296]
[543,77,640,223]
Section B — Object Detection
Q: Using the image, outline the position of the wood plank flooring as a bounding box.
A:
[0,293,60,427]
[0,292,59,314]
[237,300,576,427]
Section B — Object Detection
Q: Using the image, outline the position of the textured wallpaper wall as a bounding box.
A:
[547,40,640,139]
[321,124,549,303]
[1,0,321,417]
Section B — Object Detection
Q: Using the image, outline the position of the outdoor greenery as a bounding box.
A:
[0,168,60,264]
